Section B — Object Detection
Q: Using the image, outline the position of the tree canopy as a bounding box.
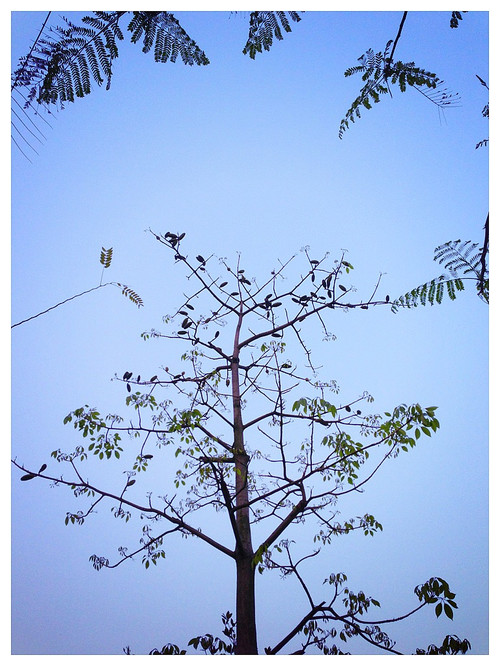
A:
[13,231,470,654]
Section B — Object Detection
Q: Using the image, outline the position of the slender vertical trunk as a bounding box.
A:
[232,304,258,655]
[235,535,257,654]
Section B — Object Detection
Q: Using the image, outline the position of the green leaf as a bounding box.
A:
[444,604,454,620]
[20,473,37,481]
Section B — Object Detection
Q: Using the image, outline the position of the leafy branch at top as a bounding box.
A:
[242,11,303,59]
[339,12,460,138]
[12,11,209,111]
[11,246,142,329]
[11,11,303,160]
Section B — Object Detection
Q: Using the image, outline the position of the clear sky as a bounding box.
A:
[11,7,489,657]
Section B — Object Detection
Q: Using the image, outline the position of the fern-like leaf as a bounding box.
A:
[12,12,126,109]
[391,275,465,312]
[242,11,302,59]
[339,39,459,139]
[435,240,482,277]
[392,236,488,312]
[12,10,208,113]
[100,247,113,269]
[115,283,144,308]
[127,12,209,65]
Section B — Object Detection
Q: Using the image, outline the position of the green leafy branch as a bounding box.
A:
[414,576,458,621]
[12,246,143,329]
[260,548,466,656]
[392,235,489,312]
[339,12,460,138]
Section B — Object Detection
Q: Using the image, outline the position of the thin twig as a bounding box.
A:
[388,11,408,64]
[12,283,111,328]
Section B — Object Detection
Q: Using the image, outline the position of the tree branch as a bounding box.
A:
[11,459,235,559]
[388,11,408,64]
[12,283,113,328]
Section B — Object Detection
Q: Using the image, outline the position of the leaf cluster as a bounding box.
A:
[416,634,471,655]
[450,11,468,29]
[115,283,144,308]
[62,405,123,460]
[12,11,209,110]
[14,12,124,108]
[127,11,209,66]
[99,246,113,268]
[242,11,302,59]
[143,611,235,655]
[339,40,459,138]
[414,576,458,620]
[392,238,489,311]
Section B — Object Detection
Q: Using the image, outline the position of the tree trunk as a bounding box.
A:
[232,305,258,654]
[235,542,258,654]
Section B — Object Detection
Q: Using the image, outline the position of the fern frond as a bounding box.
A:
[339,39,459,138]
[115,283,144,308]
[242,11,302,59]
[12,10,208,113]
[393,232,489,312]
[13,12,126,109]
[391,275,465,313]
[100,247,113,269]
[344,65,366,77]
[127,12,209,66]
[434,240,483,278]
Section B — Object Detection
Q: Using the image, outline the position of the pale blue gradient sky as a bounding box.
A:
[11,9,488,655]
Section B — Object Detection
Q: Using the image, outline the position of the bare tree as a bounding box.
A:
[12,231,469,655]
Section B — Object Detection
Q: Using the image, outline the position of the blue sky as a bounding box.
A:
[11,8,489,656]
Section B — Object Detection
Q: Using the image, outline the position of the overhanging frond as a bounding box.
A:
[11,11,209,158]
[339,36,460,138]
[242,11,302,59]
[126,11,209,65]
[392,234,489,312]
